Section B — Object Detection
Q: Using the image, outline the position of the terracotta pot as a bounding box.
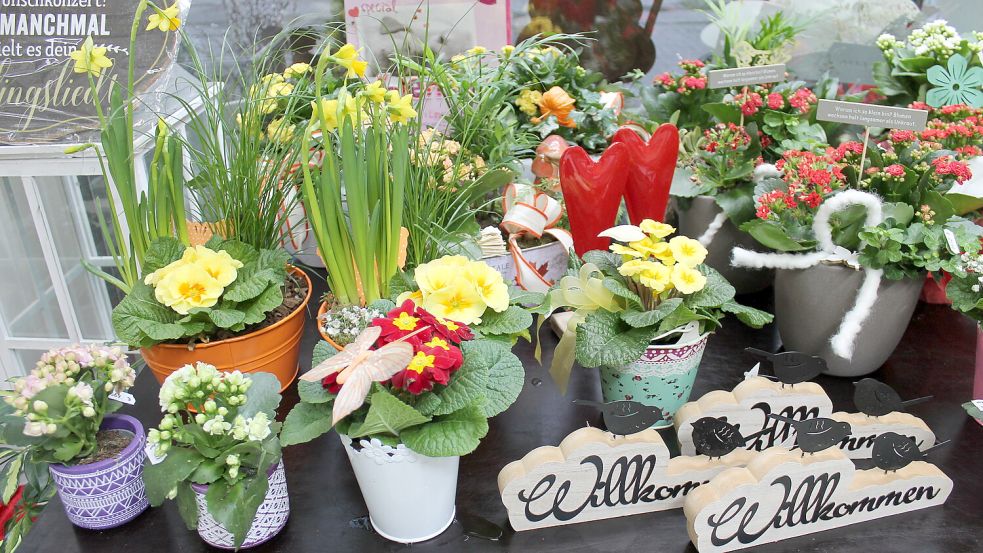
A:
[142,266,312,391]
[316,301,344,352]
[674,195,772,295]
[774,264,922,377]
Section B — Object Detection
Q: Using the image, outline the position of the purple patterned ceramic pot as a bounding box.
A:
[599,322,710,428]
[48,414,150,530]
[191,461,289,549]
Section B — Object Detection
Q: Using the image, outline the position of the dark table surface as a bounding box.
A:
[18,274,983,553]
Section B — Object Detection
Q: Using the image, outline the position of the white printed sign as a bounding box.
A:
[817,99,929,131]
[707,64,786,89]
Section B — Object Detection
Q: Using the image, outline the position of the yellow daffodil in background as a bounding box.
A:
[310,98,340,132]
[146,4,181,32]
[516,89,543,117]
[466,46,488,56]
[154,264,224,315]
[501,45,515,57]
[339,91,363,124]
[283,62,311,78]
[668,236,708,267]
[670,265,706,294]
[361,80,387,103]
[332,44,368,78]
[70,37,113,77]
[266,117,295,144]
[386,90,417,123]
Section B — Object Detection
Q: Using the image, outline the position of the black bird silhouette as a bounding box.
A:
[768,414,852,455]
[691,417,747,459]
[871,432,951,472]
[573,399,664,436]
[745,348,827,386]
[853,379,933,417]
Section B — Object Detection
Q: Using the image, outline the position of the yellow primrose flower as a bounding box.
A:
[146,4,181,32]
[501,45,515,57]
[361,80,387,103]
[261,73,285,85]
[424,336,451,350]
[332,43,368,78]
[515,89,543,117]
[668,236,707,268]
[618,259,663,278]
[671,265,707,294]
[154,263,224,315]
[266,117,296,143]
[629,236,674,264]
[422,280,487,325]
[415,260,460,294]
[407,351,437,374]
[144,258,189,286]
[268,82,294,97]
[392,311,420,331]
[283,62,311,78]
[396,289,424,305]
[310,98,340,132]
[640,219,675,239]
[464,261,510,313]
[180,245,244,288]
[386,91,417,123]
[638,263,673,293]
[69,37,113,77]
[466,46,488,56]
[610,243,643,258]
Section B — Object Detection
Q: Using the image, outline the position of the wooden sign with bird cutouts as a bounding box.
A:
[497,427,755,531]
[684,448,952,553]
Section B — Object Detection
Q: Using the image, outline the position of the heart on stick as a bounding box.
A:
[559,142,629,255]
[610,124,679,225]
[347,6,359,17]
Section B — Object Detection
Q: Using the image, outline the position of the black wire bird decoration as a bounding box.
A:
[853,378,932,418]
[768,414,852,456]
[745,348,827,387]
[871,432,951,472]
[691,417,748,459]
[573,399,665,436]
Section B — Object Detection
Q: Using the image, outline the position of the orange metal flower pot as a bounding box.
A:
[316,301,344,352]
[142,266,313,392]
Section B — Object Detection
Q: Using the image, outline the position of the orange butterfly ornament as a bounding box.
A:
[300,326,418,425]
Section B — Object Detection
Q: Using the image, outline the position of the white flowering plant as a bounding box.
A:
[0,345,135,465]
[945,250,983,324]
[874,20,983,106]
[142,363,282,549]
[319,302,384,347]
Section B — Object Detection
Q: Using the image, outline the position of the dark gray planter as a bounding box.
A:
[774,264,923,377]
[675,195,772,294]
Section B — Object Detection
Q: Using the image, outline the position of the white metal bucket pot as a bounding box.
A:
[340,435,459,543]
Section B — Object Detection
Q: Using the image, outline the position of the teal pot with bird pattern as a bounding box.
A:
[599,322,710,428]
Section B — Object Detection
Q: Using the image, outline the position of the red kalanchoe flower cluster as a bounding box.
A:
[756,149,851,222]
[766,92,785,110]
[701,122,751,154]
[734,90,763,116]
[653,59,709,96]
[788,88,817,113]
[932,156,973,183]
[884,164,906,178]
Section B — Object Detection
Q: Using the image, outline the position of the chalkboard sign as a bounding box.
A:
[0,1,184,144]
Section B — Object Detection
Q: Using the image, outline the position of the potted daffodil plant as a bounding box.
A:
[282,255,532,544]
[545,221,773,425]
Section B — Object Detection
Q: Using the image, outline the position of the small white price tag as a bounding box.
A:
[144,442,166,465]
[973,399,983,411]
[943,229,960,255]
[109,391,136,405]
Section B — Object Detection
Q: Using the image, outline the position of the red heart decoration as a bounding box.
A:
[611,124,679,225]
[347,6,359,17]
[559,143,629,255]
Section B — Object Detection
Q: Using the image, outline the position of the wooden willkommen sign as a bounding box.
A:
[497,427,755,531]
[675,377,936,459]
[684,448,952,553]
[0,1,182,144]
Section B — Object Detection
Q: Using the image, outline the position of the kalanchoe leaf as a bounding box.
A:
[205,471,270,549]
[238,373,282,419]
[143,447,205,506]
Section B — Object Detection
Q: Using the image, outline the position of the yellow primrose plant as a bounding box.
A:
[543,221,773,386]
[110,237,290,347]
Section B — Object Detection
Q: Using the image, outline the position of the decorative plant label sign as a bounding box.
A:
[684,448,952,553]
[816,99,929,131]
[675,377,833,456]
[0,1,183,144]
[707,63,786,89]
[497,427,755,531]
[831,411,936,459]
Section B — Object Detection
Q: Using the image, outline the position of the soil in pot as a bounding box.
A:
[210,270,308,343]
[75,430,134,465]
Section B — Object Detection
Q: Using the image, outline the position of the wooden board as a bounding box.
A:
[497,427,756,531]
[684,447,952,553]
[675,377,834,455]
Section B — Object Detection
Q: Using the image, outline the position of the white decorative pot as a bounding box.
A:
[340,435,459,544]
[191,461,290,549]
[482,241,569,290]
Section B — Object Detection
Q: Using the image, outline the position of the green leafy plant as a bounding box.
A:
[111,237,290,347]
[282,257,532,457]
[858,211,983,280]
[143,365,282,550]
[946,248,983,323]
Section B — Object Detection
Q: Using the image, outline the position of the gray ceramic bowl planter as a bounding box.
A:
[674,195,773,295]
[774,263,923,377]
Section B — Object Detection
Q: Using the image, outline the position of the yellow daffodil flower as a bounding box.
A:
[154,264,224,315]
[670,265,707,294]
[640,219,675,239]
[146,4,181,32]
[422,280,487,325]
[386,90,417,123]
[361,80,387,103]
[668,236,708,268]
[310,98,340,132]
[283,62,311,78]
[463,261,510,313]
[69,37,113,77]
[466,46,488,56]
[501,45,515,57]
[332,44,368,78]
[339,91,363,124]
